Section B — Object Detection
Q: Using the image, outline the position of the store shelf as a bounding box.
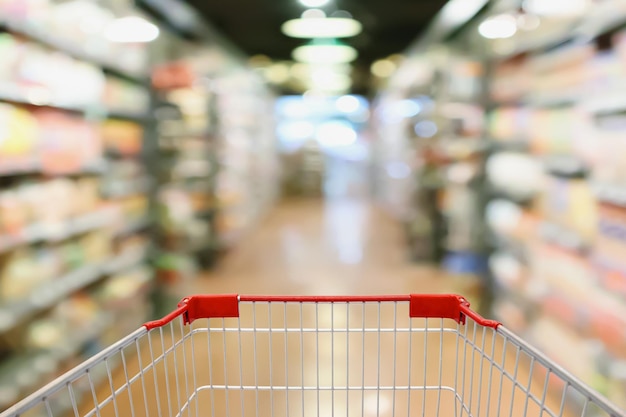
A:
[486,186,535,206]
[487,232,527,262]
[523,92,579,108]
[0,158,106,177]
[543,154,589,178]
[0,207,116,253]
[0,313,113,409]
[102,246,150,275]
[0,20,147,84]
[103,178,152,199]
[0,84,149,121]
[485,139,530,153]
[593,182,626,206]
[159,129,212,138]
[0,85,92,113]
[0,158,40,176]
[573,0,626,41]
[114,216,151,236]
[538,221,590,253]
[0,247,147,332]
[0,263,103,332]
[593,256,626,298]
[106,109,151,122]
[494,1,626,59]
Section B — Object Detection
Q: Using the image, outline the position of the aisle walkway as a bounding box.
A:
[196,198,479,299]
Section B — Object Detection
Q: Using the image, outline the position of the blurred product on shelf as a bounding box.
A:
[37,110,103,174]
[373,55,486,269]
[0,178,106,239]
[0,0,149,77]
[103,77,149,116]
[0,33,105,109]
[0,105,102,174]
[375,0,626,407]
[0,0,159,410]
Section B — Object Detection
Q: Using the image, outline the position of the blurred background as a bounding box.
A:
[0,0,625,412]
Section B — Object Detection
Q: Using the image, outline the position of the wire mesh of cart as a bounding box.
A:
[2,294,624,417]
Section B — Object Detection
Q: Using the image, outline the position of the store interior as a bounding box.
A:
[0,0,625,415]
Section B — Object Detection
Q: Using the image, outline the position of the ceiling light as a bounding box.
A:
[331,10,352,19]
[104,16,159,43]
[441,0,487,26]
[371,59,396,77]
[308,72,352,93]
[523,0,588,17]
[302,9,326,19]
[282,17,362,38]
[291,63,351,79]
[478,14,517,39]
[299,0,330,7]
[293,44,358,64]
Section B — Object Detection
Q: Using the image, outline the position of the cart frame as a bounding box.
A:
[1,294,624,417]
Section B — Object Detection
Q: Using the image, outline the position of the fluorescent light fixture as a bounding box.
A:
[291,63,351,79]
[302,9,326,19]
[282,17,362,38]
[441,0,487,26]
[523,0,587,17]
[293,44,357,64]
[478,14,517,39]
[310,67,352,90]
[299,0,330,7]
[313,76,352,92]
[104,16,159,43]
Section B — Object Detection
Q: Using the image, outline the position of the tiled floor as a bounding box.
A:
[82,198,573,417]
[196,198,480,299]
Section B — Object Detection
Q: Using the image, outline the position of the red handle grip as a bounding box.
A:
[143,294,500,330]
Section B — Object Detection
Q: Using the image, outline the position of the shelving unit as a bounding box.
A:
[377,0,626,408]
[0,0,280,411]
[0,17,147,83]
[373,54,487,271]
[0,0,156,410]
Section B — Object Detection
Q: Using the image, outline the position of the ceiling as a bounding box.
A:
[184,0,448,94]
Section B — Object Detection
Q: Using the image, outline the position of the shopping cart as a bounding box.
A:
[1,294,624,417]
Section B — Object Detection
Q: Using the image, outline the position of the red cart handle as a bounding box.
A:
[144,294,500,330]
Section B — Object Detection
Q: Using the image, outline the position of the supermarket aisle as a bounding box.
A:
[84,197,576,417]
